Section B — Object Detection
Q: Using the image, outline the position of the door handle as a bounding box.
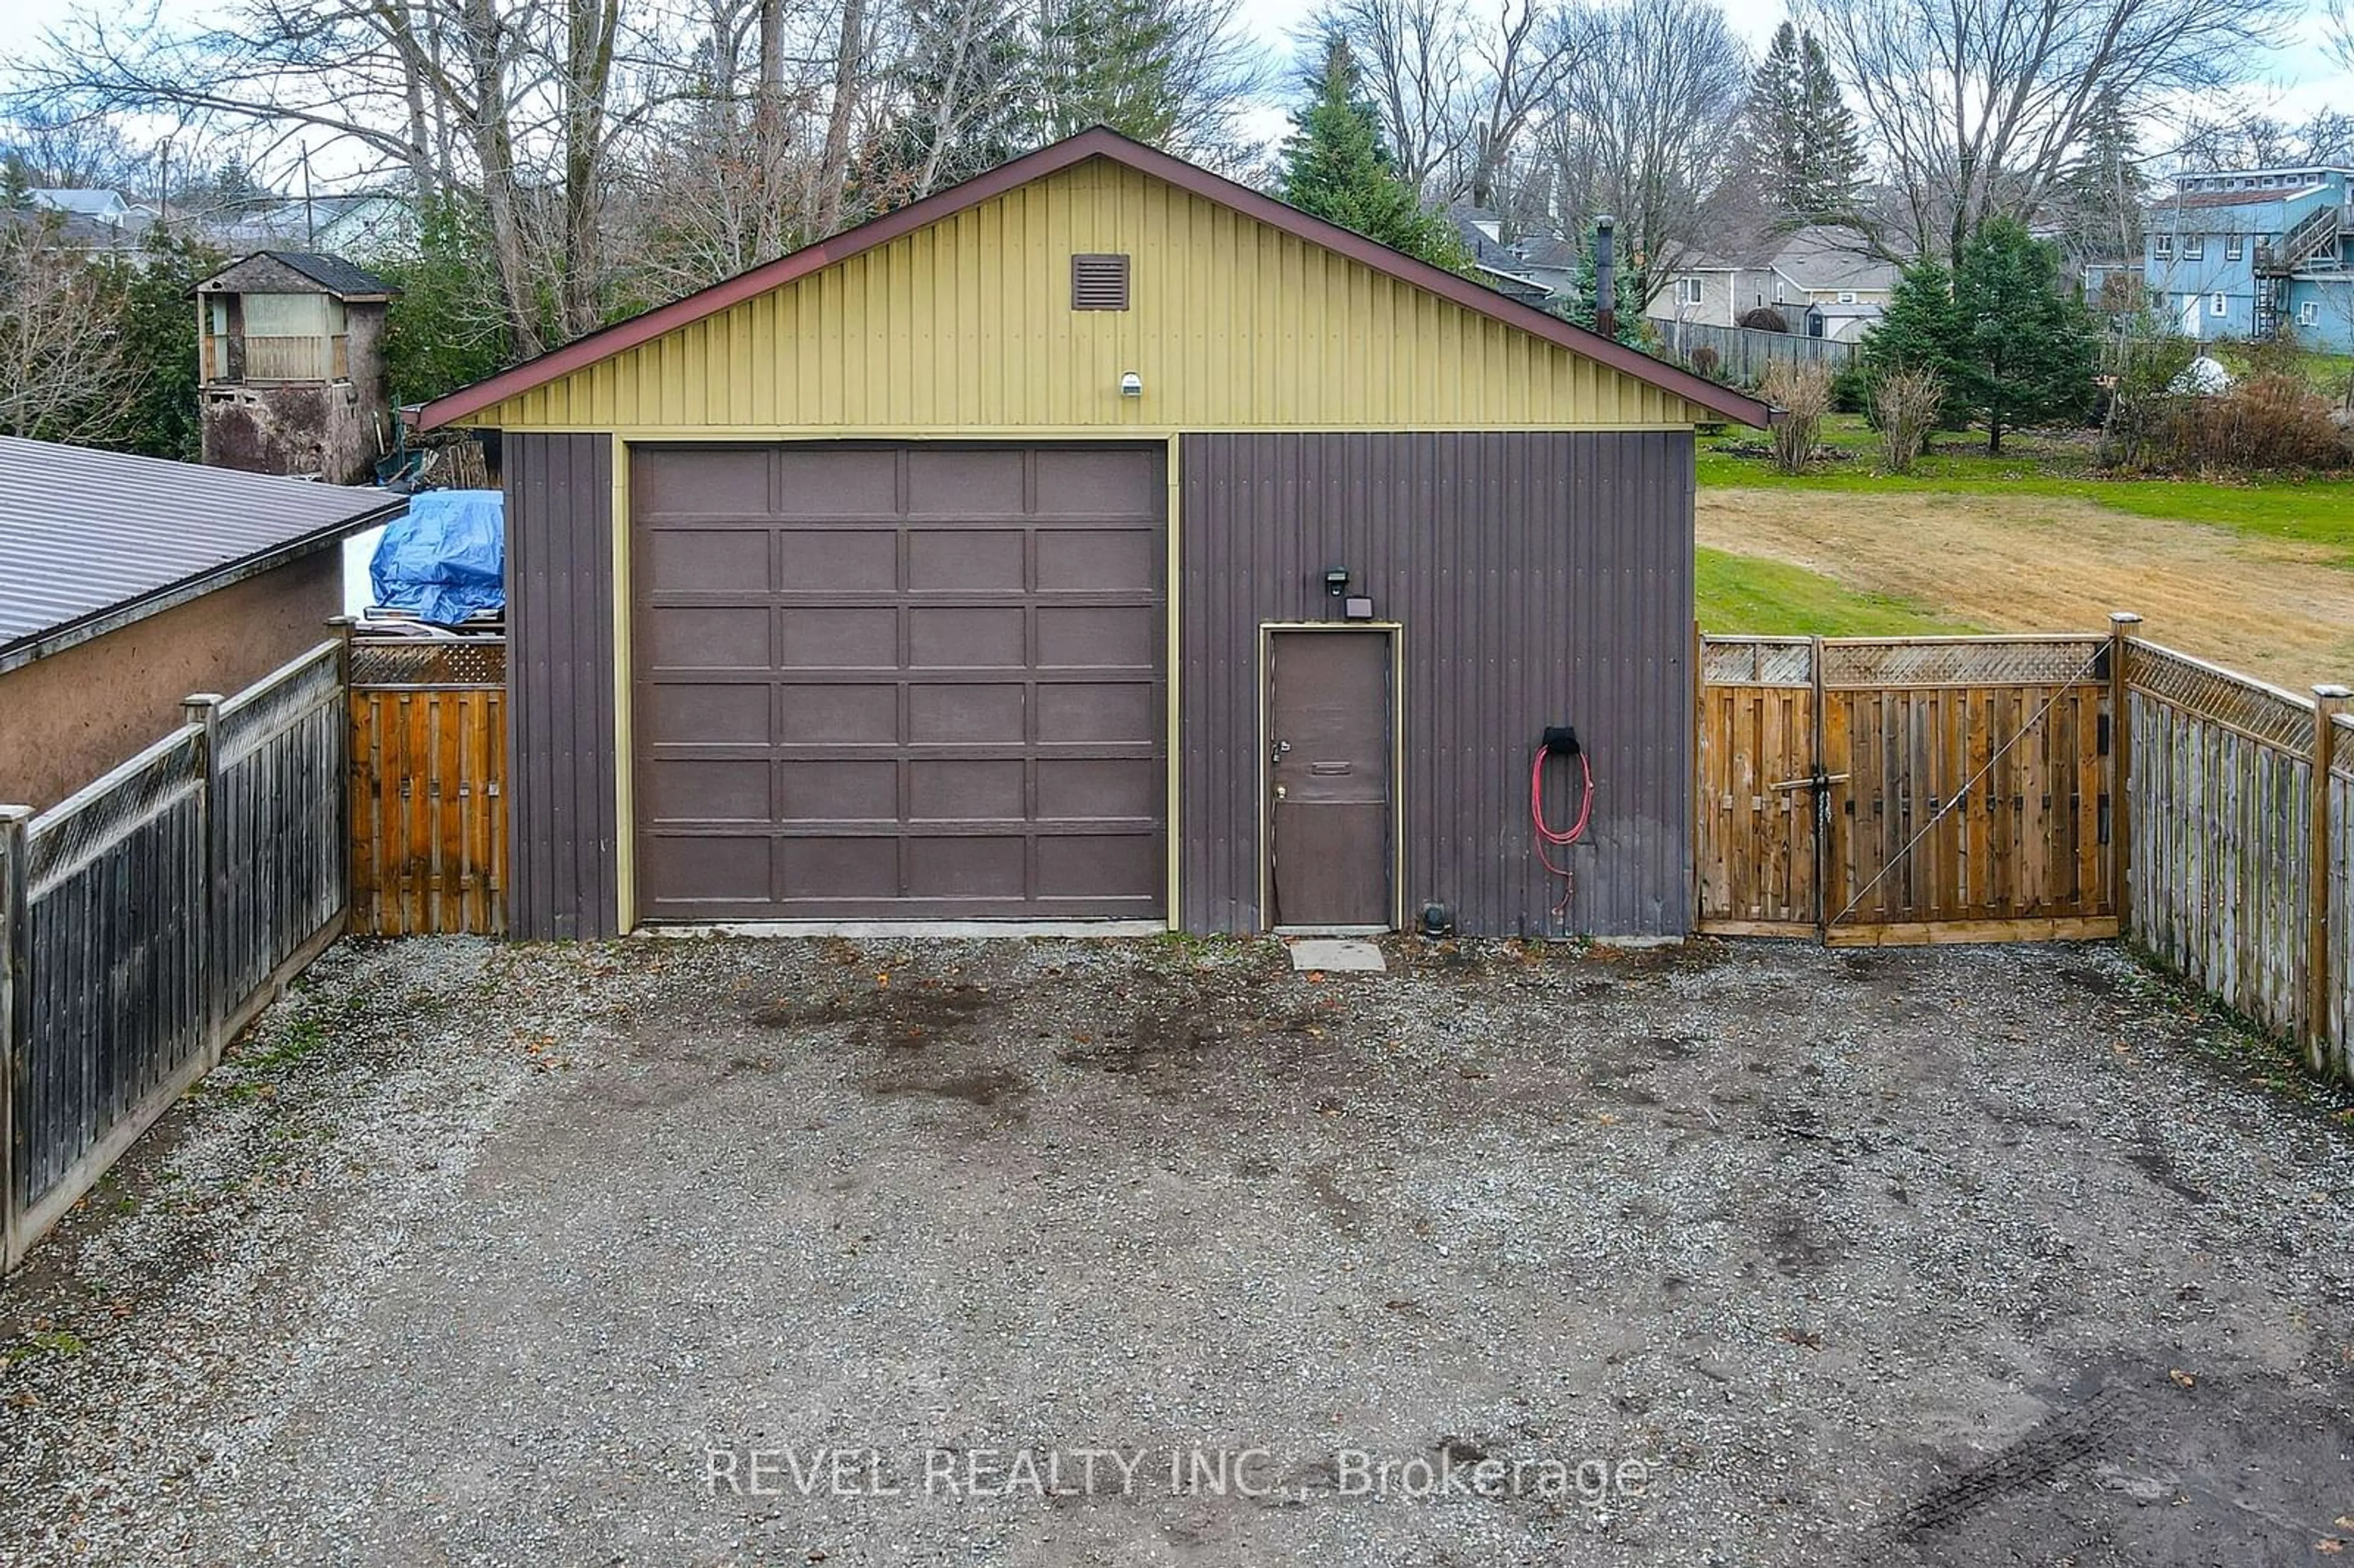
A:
[1273,784,1288,801]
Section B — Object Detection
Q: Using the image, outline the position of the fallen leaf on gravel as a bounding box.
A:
[2336,1517,2354,1530]
[2314,1539,2342,1555]
[2168,1369,2196,1388]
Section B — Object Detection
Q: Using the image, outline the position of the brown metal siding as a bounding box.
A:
[506,432,620,938]
[1180,431,1694,938]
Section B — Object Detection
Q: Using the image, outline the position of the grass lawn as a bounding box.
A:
[1697,416,2354,559]
[1694,547,1978,637]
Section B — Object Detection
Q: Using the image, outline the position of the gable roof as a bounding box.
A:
[196,250,400,300]
[0,436,405,673]
[417,127,1772,430]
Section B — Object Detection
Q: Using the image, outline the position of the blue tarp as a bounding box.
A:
[369,489,505,625]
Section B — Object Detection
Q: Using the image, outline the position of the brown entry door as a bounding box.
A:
[1267,630,1393,930]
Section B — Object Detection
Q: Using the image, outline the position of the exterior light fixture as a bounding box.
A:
[1324,567,1350,597]
[1119,371,1143,397]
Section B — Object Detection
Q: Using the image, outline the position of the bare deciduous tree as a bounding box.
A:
[1801,0,2295,262]
[0,218,142,444]
[1539,0,1746,289]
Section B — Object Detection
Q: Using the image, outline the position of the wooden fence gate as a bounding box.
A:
[1697,632,2120,946]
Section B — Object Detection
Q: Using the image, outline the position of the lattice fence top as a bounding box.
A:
[23,728,204,896]
[2337,712,2354,783]
[1700,637,1813,687]
[1820,637,2105,689]
[2127,641,2316,756]
[349,636,507,688]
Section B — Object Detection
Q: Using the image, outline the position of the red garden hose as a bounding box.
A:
[1531,744,1595,918]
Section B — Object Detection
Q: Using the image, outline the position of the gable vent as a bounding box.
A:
[1072,253,1132,311]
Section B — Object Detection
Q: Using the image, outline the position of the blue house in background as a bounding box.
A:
[2086,166,2354,351]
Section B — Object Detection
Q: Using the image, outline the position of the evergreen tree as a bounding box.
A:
[1554,223,1648,348]
[2056,89,2146,262]
[1039,0,1184,145]
[1741,22,1864,230]
[1278,36,1469,272]
[1948,219,2097,454]
[1,154,32,212]
[1857,257,1965,436]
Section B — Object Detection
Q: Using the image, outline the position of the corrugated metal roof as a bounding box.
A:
[0,436,405,667]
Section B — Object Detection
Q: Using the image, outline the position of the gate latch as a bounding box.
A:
[1769,767,1849,824]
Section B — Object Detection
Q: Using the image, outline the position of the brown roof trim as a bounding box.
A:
[415,127,1775,431]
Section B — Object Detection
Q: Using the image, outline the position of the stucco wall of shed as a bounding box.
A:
[469,159,1711,433]
[0,551,340,811]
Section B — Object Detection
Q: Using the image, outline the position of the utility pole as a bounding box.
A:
[301,142,316,247]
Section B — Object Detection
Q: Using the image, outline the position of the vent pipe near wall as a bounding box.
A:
[1593,215,1617,340]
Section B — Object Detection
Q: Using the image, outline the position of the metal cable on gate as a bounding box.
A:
[1826,641,2111,931]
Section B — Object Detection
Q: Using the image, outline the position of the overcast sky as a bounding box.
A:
[2,0,2348,187]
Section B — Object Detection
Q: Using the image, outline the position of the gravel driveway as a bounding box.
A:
[2,933,2351,1566]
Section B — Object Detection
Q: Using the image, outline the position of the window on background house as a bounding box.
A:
[1678,277,1704,305]
[2226,233,2244,261]
[2154,234,2174,259]
[1837,290,1857,303]
[2182,234,2204,260]
[2300,300,2320,325]
[2211,292,2227,316]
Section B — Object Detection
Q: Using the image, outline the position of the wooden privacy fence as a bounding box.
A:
[1697,618,2354,1084]
[0,642,346,1271]
[348,636,508,936]
[1655,319,1857,385]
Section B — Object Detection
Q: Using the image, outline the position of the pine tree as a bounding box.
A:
[1794,33,1864,223]
[1858,258,1965,437]
[2056,89,2146,262]
[1742,22,1864,230]
[1555,223,1648,348]
[1,154,32,213]
[1039,0,1184,145]
[1278,37,1469,272]
[1948,219,2097,454]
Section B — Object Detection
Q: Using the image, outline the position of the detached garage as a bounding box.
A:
[414,128,1771,940]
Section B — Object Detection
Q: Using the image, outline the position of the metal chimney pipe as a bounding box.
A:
[1593,214,1617,340]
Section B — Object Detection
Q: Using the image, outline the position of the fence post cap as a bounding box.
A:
[181,692,226,709]
[0,803,31,824]
[2314,683,2353,702]
[2108,611,2143,626]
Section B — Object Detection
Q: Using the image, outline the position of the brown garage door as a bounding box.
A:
[631,444,1165,921]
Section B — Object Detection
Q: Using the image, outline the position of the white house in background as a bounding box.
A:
[205,194,421,261]
[1648,224,1905,333]
[18,188,157,255]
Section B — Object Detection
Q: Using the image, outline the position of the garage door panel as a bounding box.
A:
[778,759,897,820]
[780,606,898,668]
[645,759,770,823]
[909,606,1026,668]
[1037,835,1159,898]
[908,528,1025,591]
[1032,449,1162,514]
[779,685,898,744]
[910,759,1026,820]
[644,683,769,745]
[777,448,897,514]
[1037,758,1160,820]
[907,449,1025,516]
[1037,530,1157,591]
[646,606,771,671]
[907,836,1027,897]
[778,530,897,591]
[635,444,1164,921]
[638,447,769,515]
[780,837,898,898]
[644,835,772,904]
[1037,606,1156,669]
[1037,682,1156,744]
[909,683,1025,744]
[646,528,769,591]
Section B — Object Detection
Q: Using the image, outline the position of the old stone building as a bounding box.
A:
[195,251,398,485]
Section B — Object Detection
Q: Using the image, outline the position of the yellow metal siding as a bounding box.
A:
[482,161,1705,432]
